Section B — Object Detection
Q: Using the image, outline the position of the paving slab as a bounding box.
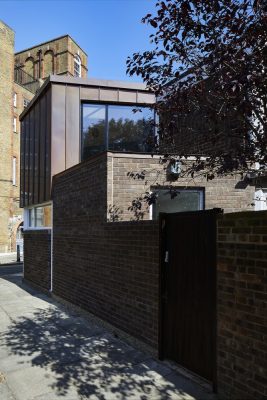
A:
[0,274,218,400]
[154,373,216,400]
[0,381,16,400]
[0,348,44,374]
[5,365,79,400]
[33,392,80,400]
[0,311,12,333]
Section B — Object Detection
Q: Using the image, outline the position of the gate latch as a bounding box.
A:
[164,251,169,263]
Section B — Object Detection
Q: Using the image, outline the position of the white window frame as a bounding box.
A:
[74,54,81,77]
[13,117,17,132]
[24,202,52,230]
[12,157,16,186]
[13,92,17,108]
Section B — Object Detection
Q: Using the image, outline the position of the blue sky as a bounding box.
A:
[1,0,155,81]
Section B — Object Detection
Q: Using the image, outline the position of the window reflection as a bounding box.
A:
[81,103,155,161]
[152,189,204,219]
[29,209,35,227]
[28,204,52,228]
[82,104,105,159]
[108,106,154,153]
[35,207,44,227]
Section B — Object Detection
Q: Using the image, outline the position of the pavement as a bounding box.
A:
[0,253,23,265]
[0,267,217,400]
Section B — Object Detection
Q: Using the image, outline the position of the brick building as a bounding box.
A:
[0,20,87,252]
[15,34,87,80]
[19,75,256,323]
[19,76,255,221]
[19,76,267,399]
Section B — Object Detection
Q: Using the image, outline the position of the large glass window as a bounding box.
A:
[152,189,204,219]
[108,105,154,152]
[82,103,155,161]
[27,204,52,228]
[82,104,106,159]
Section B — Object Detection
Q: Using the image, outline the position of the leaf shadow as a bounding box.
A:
[0,298,207,399]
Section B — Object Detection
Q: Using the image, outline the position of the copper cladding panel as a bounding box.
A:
[39,94,46,203]
[66,85,80,168]
[51,85,66,176]
[33,101,40,204]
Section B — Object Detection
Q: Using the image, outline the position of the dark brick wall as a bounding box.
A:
[52,153,160,348]
[217,211,267,400]
[23,229,51,291]
[23,151,266,396]
[107,153,255,221]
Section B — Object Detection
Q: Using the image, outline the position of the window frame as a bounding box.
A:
[13,117,17,133]
[24,202,52,230]
[74,54,81,77]
[23,98,30,109]
[150,187,205,220]
[81,102,157,161]
[13,92,17,108]
[12,157,16,186]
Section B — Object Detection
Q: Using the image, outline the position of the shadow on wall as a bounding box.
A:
[0,305,211,399]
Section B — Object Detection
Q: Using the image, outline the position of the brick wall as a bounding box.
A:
[0,21,34,252]
[0,21,14,252]
[52,153,160,348]
[23,152,266,395]
[23,230,51,291]
[107,153,255,221]
[217,211,267,399]
[12,83,34,225]
[52,152,256,350]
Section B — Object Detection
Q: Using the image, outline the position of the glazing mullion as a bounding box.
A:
[105,105,109,150]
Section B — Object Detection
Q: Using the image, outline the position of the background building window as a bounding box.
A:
[152,188,204,219]
[13,93,17,108]
[23,98,30,108]
[82,103,155,160]
[12,157,16,186]
[13,117,17,132]
[74,54,81,77]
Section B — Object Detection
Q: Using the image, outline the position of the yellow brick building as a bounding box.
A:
[0,20,88,252]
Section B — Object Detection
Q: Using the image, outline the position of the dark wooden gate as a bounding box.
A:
[159,209,221,386]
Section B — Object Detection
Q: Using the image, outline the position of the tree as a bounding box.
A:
[127,0,267,180]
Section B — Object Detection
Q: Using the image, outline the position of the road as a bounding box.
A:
[0,264,23,276]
